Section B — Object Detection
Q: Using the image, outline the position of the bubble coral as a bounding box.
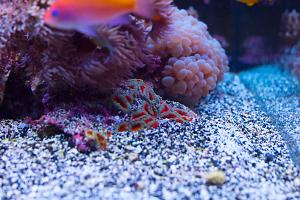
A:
[161,55,222,105]
[148,7,229,106]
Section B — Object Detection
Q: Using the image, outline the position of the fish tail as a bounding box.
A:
[135,0,155,18]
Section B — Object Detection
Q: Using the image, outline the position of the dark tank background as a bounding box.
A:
[174,0,300,71]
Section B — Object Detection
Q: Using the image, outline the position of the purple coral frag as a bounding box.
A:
[72,132,92,153]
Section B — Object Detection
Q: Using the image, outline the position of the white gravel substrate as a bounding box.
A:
[1,71,300,200]
[240,65,300,167]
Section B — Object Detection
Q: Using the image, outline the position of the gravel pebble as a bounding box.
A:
[204,170,226,185]
[1,67,300,199]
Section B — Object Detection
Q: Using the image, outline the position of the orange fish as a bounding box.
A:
[237,0,260,6]
[44,0,158,36]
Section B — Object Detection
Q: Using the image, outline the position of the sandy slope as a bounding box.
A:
[0,65,300,200]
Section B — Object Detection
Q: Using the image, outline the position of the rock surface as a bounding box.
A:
[0,65,300,200]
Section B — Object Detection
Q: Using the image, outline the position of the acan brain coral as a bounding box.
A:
[112,79,197,132]
[149,7,229,106]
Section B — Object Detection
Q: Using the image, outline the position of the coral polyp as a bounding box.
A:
[0,0,171,105]
[148,7,228,105]
[112,79,196,132]
[84,129,112,151]
[161,55,221,106]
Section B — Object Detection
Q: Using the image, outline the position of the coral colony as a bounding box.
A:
[149,7,228,106]
[0,0,229,152]
[280,10,300,79]
[112,79,197,132]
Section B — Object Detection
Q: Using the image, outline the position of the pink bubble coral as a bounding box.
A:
[148,7,228,106]
[161,54,222,105]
